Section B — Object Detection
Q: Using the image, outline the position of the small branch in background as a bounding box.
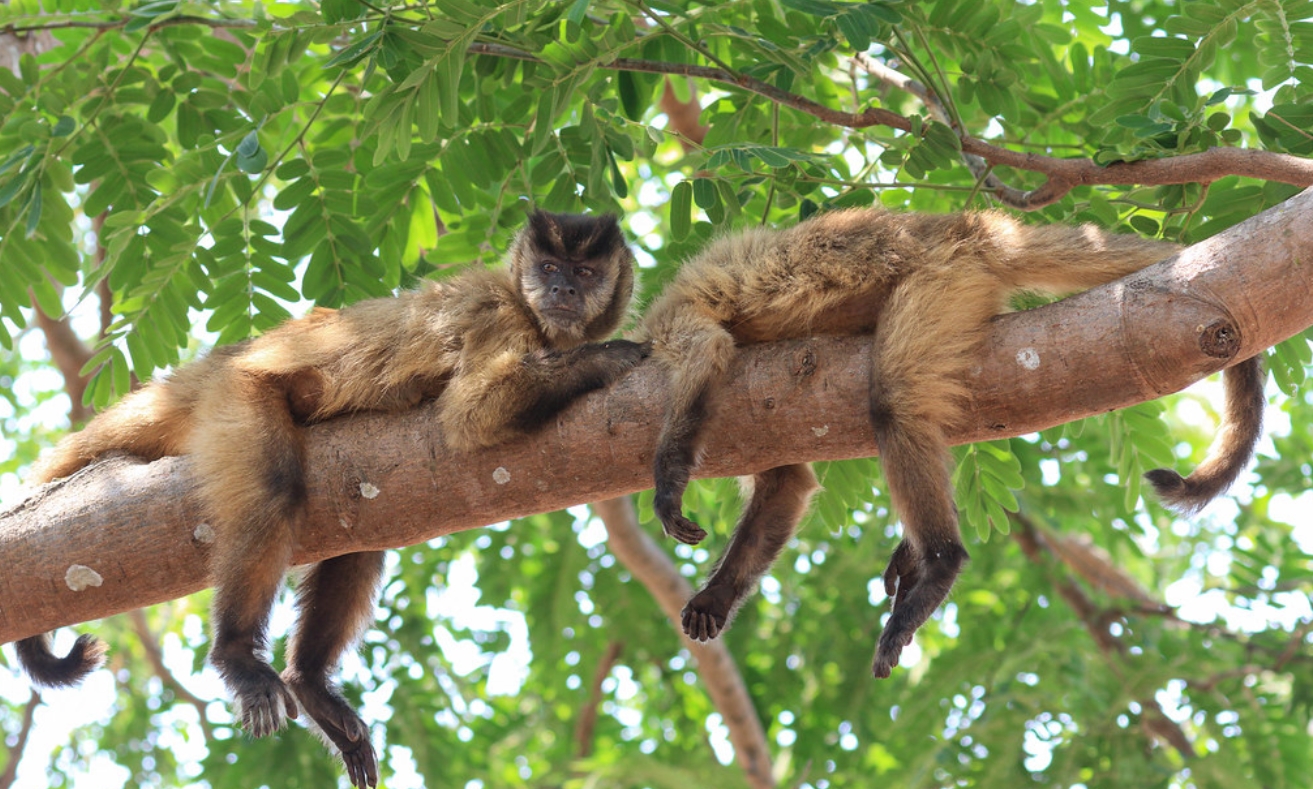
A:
[464,41,1313,206]
[1011,514,1194,757]
[853,54,1023,207]
[0,690,41,789]
[127,609,214,740]
[31,303,94,424]
[592,497,775,789]
[574,640,624,760]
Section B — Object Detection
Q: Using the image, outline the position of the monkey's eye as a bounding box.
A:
[575,266,596,278]
[539,261,559,274]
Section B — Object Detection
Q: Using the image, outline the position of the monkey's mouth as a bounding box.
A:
[542,305,580,321]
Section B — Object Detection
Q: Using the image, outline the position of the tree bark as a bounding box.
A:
[2,187,1311,645]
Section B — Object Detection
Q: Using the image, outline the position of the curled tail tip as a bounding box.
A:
[15,633,106,688]
[1144,467,1224,517]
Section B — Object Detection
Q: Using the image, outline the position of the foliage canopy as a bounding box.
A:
[0,0,1311,787]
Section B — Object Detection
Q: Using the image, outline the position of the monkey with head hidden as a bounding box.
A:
[14,210,645,788]
[640,207,1264,678]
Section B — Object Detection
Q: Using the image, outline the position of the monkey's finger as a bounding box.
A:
[665,516,708,545]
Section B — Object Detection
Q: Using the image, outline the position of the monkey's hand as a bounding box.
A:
[681,584,736,641]
[872,541,921,678]
[654,489,708,545]
[581,338,651,378]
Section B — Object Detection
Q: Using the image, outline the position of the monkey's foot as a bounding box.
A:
[285,673,379,788]
[681,585,736,641]
[228,666,300,738]
[871,540,968,679]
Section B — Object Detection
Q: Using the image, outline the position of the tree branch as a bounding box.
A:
[592,497,774,789]
[5,15,1309,199]
[2,188,1311,647]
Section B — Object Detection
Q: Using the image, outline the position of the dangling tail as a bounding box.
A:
[18,369,204,688]
[1144,355,1265,514]
[15,633,107,687]
[961,211,1264,514]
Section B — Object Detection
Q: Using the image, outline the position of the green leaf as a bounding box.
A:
[670,179,692,240]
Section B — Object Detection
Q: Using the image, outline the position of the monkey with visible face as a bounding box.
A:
[14,211,643,788]
[639,207,1263,678]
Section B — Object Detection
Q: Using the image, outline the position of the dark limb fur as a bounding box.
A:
[283,551,386,789]
[512,340,650,432]
[200,372,305,739]
[653,383,712,546]
[681,464,819,641]
[867,409,969,678]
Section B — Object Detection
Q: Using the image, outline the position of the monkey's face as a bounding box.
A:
[512,211,635,347]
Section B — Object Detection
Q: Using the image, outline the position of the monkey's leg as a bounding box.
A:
[682,464,819,641]
[867,417,968,678]
[649,313,737,545]
[195,374,305,737]
[283,551,385,789]
[866,271,1000,678]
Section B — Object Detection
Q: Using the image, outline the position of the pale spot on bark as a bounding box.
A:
[1016,348,1041,370]
[493,467,511,485]
[65,565,103,592]
[360,482,380,499]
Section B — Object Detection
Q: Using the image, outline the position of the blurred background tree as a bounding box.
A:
[1,0,1311,787]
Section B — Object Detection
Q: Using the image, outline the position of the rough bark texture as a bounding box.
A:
[2,188,1311,644]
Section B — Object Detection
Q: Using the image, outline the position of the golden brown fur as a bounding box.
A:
[639,207,1263,678]
[16,211,643,788]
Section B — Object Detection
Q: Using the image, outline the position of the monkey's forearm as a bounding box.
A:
[439,340,647,450]
[511,340,649,431]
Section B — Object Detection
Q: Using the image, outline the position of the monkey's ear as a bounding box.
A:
[526,209,564,253]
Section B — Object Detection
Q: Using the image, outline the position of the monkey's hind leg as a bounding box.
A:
[283,551,385,789]
[195,375,305,738]
[682,464,819,641]
[867,417,968,678]
[866,271,997,678]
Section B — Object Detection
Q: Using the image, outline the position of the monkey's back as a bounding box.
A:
[33,268,532,483]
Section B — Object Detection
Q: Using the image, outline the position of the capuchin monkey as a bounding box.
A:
[15,210,644,788]
[640,208,1264,679]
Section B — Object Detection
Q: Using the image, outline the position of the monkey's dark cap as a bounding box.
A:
[527,210,623,262]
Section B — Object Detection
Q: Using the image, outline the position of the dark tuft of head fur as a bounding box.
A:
[16,632,106,688]
[527,210,624,262]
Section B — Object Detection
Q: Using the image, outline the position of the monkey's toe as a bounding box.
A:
[872,629,914,679]
[341,739,379,789]
[236,680,298,738]
[681,606,725,642]
[882,541,921,606]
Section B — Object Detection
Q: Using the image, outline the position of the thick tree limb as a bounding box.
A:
[2,188,1312,645]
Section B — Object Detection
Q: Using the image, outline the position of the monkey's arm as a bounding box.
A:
[439,339,648,451]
